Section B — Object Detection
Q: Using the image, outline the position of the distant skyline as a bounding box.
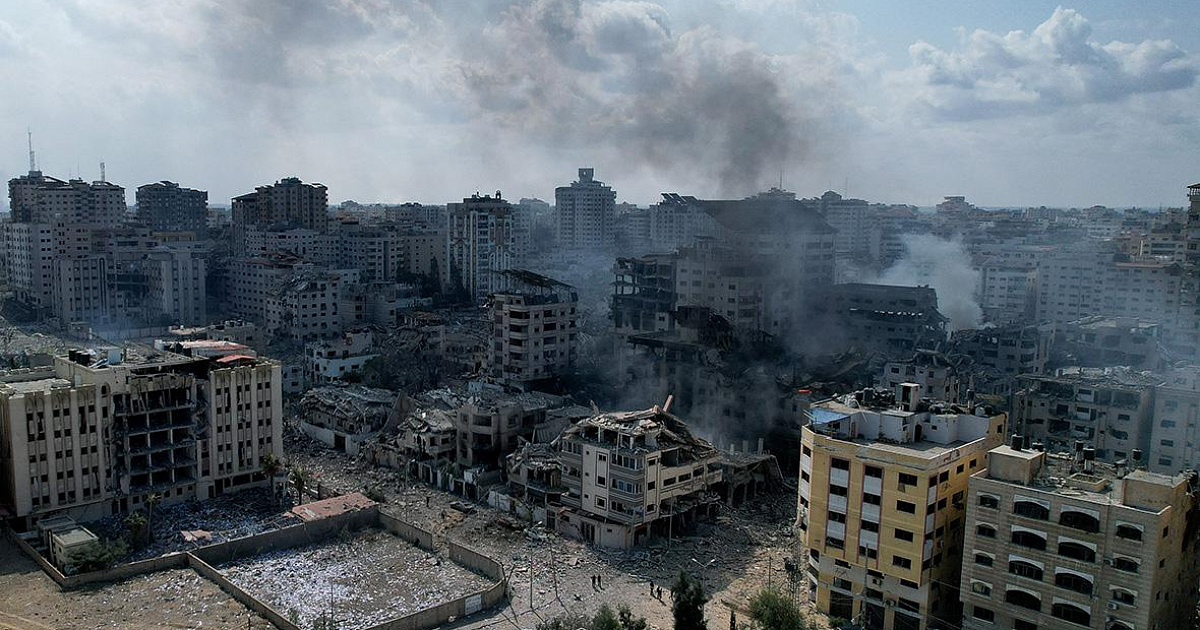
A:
[2,1,1198,209]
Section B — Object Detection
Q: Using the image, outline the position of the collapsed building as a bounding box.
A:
[808,283,948,358]
[298,385,399,455]
[503,403,780,548]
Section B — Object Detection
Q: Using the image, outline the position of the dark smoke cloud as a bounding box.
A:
[456,0,812,196]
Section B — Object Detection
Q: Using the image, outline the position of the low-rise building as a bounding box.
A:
[797,389,1006,630]
[960,443,1200,630]
[298,385,397,455]
[305,328,379,386]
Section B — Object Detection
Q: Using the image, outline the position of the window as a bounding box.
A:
[974,553,993,567]
[1050,603,1090,626]
[863,493,881,505]
[1005,589,1041,612]
[1059,510,1100,533]
[894,528,914,542]
[1011,530,1047,551]
[1112,557,1139,573]
[970,582,991,596]
[896,500,916,514]
[1057,541,1096,563]
[831,458,850,470]
[1054,572,1092,594]
[892,555,912,569]
[1008,560,1043,581]
[860,520,879,532]
[828,512,846,523]
[1111,589,1136,605]
[864,465,883,478]
[976,524,997,538]
[1116,524,1143,541]
[971,606,995,622]
[898,472,918,487]
[830,485,848,496]
[978,495,999,508]
[1013,500,1049,520]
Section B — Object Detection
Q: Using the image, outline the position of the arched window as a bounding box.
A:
[1008,560,1043,581]
[1115,524,1143,541]
[1111,589,1136,605]
[978,494,999,508]
[1050,602,1090,626]
[1011,530,1047,551]
[1059,510,1100,533]
[976,524,996,538]
[1054,572,1092,594]
[1057,541,1096,562]
[1005,589,1041,611]
[1014,500,1049,520]
[1112,557,1139,573]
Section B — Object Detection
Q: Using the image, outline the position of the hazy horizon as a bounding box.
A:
[3,1,1198,209]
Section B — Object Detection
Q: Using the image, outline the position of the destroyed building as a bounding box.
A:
[488,270,578,387]
[809,283,948,357]
[1055,315,1161,370]
[611,253,677,337]
[949,323,1052,396]
[877,349,966,404]
[299,385,398,455]
[0,345,283,529]
[551,405,725,548]
[1013,367,1159,469]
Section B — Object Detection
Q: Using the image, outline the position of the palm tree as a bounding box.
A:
[261,452,284,506]
[290,466,312,504]
[144,493,162,545]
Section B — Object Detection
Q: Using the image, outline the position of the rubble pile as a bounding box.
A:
[218,529,489,630]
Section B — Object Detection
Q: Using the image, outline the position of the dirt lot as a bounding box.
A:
[0,535,273,630]
[287,440,817,630]
[219,528,490,629]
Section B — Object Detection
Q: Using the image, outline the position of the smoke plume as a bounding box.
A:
[874,234,982,331]
[457,0,813,196]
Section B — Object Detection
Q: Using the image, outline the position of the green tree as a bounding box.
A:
[593,605,621,630]
[290,466,313,503]
[672,571,708,630]
[260,452,284,506]
[144,493,162,545]
[747,587,806,630]
[64,539,128,574]
[123,510,146,548]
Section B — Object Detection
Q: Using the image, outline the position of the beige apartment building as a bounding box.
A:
[798,388,1006,630]
[960,444,1200,630]
[488,270,578,386]
[0,345,282,529]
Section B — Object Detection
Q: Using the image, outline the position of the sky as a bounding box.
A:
[1,0,1198,209]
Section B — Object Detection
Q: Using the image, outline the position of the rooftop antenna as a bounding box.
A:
[99,161,105,182]
[26,128,35,173]
[778,170,783,190]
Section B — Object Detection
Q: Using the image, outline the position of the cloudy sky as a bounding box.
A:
[2,1,1197,208]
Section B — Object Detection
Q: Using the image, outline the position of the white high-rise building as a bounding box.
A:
[555,168,615,251]
[446,192,514,301]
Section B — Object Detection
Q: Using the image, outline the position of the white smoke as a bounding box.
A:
[875,234,981,331]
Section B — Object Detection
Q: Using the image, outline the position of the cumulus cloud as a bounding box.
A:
[894,7,1198,120]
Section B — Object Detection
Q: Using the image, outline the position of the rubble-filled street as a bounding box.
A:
[218,528,491,630]
[287,438,810,630]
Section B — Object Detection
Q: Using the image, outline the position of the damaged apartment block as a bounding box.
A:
[0,344,282,529]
